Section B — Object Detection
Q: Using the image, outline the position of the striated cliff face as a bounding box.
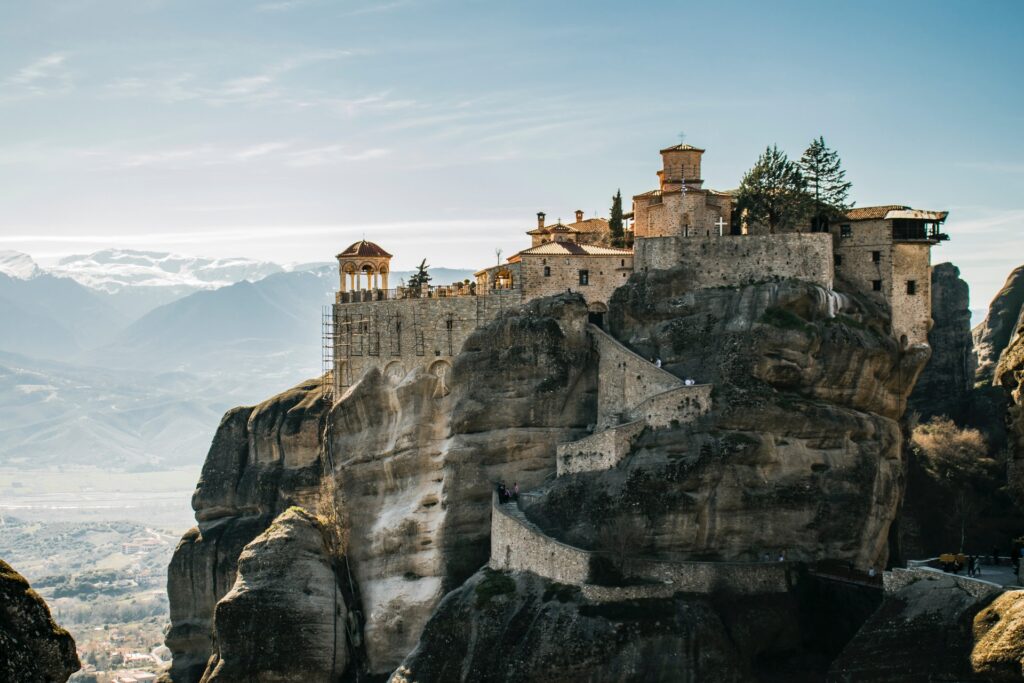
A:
[996,301,1024,506]
[908,262,975,421]
[164,295,595,680]
[0,559,80,683]
[523,272,925,569]
[167,267,928,681]
[975,265,1024,385]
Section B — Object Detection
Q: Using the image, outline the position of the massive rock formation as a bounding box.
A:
[996,298,1024,507]
[167,267,929,681]
[524,273,924,570]
[0,559,80,683]
[908,262,975,421]
[165,295,595,681]
[975,265,1024,385]
[199,508,347,682]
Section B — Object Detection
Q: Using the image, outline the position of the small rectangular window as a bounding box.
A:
[840,224,852,238]
[834,254,843,266]
[907,280,917,295]
[872,280,882,291]
[579,269,589,286]
[543,266,551,277]
[872,251,881,263]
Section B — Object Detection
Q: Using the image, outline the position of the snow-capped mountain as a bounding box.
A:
[0,251,42,280]
[50,249,285,292]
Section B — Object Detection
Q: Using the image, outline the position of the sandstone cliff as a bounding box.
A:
[0,558,80,683]
[165,295,595,681]
[976,265,1024,385]
[908,262,975,421]
[995,298,1024,507]
[167,267,929,681]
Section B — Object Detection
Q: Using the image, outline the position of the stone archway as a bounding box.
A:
[587,301,608,329]
[383,361,406,385]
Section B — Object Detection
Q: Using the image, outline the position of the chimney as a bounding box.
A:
[575,209,584,223]
[537,212,546,229]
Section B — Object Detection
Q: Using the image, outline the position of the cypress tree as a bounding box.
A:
[408,259,431,290]
[608,190,625,247]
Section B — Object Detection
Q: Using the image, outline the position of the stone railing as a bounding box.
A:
[556,420,646,476]
[883,567,1004,599]
[490,494,794,599]
[336,284,519,305]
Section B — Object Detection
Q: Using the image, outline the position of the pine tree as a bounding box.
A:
[608,190,625,247]
[799,136,852,230]
[407,259,431,291]
[736,145,810,233]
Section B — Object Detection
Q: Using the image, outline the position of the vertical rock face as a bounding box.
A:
[975,265,1024,385]
[908,263,975,421]
[0,559,80,683]
[199,508,347,682]
[996,303,1024,506]
[164,295,595,681]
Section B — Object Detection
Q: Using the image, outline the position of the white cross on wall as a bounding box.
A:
[715,216,726,236]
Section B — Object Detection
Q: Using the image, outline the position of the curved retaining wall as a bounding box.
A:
[884,567,1004,599]
[556,420,646,476]
[490,496,793,597]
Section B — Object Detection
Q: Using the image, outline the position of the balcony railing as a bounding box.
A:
[336,283,519,304]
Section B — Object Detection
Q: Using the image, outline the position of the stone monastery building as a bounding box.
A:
[326,142,949,398]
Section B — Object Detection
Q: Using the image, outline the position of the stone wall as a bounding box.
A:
[490,496,590,585]
[634,234,834,290]
[333,288,524,390]
[518,253,632,309]
[556,419,646,476]
[883,567,1003,600]
[632,383,713,429]
[592,324,684,429]
[490,496,793,596]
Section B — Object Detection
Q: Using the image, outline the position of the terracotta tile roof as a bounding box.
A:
[516,242,633,257]
[844,205,910,221]
[660,143,705,153]
[336,240,392,259]
[568,217,609,233]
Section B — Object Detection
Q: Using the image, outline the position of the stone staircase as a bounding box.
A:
[555,324,712,476]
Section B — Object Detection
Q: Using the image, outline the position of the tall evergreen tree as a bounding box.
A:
[608,189,625,247]
[736,145,810,233]
[408,259,431,290]
[799,136,853,230]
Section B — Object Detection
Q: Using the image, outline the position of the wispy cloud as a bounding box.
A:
[285,144,390,167]
[955,161,1024,174]
[948,208,1024,234]
[2,53,73,100]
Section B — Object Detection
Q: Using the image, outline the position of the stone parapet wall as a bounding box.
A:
[490,496,794,596]
[592,324,683,429]
[556,419,646,476]
[490,496,590,585]
[884,567,1003,599]
[635,234,834,290]
[631,384,712,429]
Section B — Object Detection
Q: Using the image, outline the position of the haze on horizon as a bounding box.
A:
[1,0,1022,311]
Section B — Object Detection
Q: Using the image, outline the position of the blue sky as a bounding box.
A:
[1,0,1021,312]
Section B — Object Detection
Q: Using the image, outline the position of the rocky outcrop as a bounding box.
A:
[521,274,925,570]
[829,572,1000,681]
[973,590,1024,680]
[908,263,975,421]
[0,559,80,683]
[975,265,1024,385]
[164,295,595,681]
[996,301,1024,507]
[200,508,347,682]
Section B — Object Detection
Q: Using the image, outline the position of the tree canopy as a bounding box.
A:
[735,145,810,233]
[799,136,852,229]
[407,259,431,290]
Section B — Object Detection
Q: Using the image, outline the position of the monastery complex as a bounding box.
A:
[326,143,949,397]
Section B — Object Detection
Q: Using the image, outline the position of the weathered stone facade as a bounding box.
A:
[635,233,835,290]
[633,144,733,240]
[332,288,523,390]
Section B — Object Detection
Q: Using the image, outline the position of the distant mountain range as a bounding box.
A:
[0,249,475,470]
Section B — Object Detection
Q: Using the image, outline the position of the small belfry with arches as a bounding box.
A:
[323,141,950,402]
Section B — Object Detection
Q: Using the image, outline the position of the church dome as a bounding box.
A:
[336,240,392,259]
